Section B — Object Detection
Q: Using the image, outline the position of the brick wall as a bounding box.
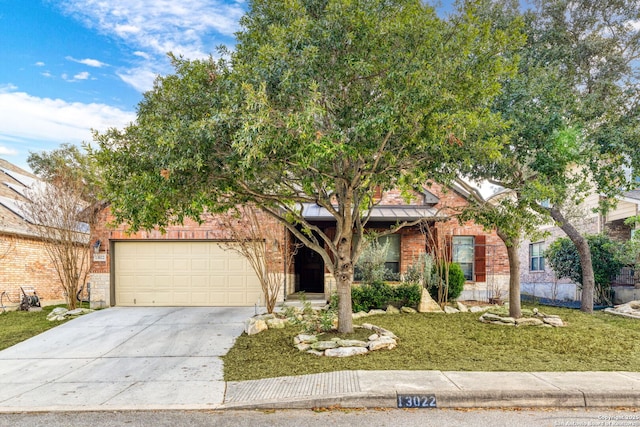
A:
[91,207,286,275]
[0,233,68,306]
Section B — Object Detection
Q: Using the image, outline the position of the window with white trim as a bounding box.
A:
[530,242,545,271]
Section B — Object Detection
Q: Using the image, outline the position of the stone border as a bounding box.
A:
[294,323,398,357]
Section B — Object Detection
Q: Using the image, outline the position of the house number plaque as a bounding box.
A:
[397,394,437,408]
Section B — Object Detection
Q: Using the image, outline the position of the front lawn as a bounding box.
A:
[0,305,77,351]
[223,305,640,381]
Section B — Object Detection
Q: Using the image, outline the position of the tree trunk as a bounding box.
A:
[335,232,355,334]
[549,208,594,313]
[497,228,521,319]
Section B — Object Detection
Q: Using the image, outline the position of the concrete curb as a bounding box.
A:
[220,390,640,410]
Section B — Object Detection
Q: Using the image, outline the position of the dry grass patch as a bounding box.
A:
[223,305,640,381]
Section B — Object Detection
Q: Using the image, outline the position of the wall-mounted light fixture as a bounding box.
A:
[93,239,101,254]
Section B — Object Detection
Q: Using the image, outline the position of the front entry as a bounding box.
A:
[295,244,325,293]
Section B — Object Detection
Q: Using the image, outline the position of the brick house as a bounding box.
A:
[89,182,510,309]
[0,159,72,307]
[519,187,640,304]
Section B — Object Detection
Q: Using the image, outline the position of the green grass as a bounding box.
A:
[0,305,83,351]
[223,305,640,381]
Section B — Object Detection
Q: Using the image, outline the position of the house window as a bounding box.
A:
[378,234,401,275]
[530,242,545,271]
[452,236,474,281]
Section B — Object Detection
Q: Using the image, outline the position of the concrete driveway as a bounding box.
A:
[0,306,255,411]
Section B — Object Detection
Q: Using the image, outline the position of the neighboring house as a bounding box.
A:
[519,189,640,304]
[89,182,510,309]
[0,159,71,306]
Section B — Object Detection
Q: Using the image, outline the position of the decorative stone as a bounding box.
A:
[66,308,85,316]
[444,306,460,314]
[307,350,325,356]
[368,309,387,316]
[311,340,339,351]
[630,301,640,310]
[294,334,318,344]
[337,339,369,348]
[325,347,369,357]
[266,318,286,329]
[256,313,276,321]
[368,336,397,351]
[352,311,369,319]
[456,302,469,312]
[515,317,544,326]
[401,307,417,314]
[470,305,493,313]
[386,305,400,314]
[295,343,311,352]
[368,333,379,341]
[245,319,268,335]
[480,313,502,322]
[499,317,516,324]
[418,288,444,313]
[543,317,565,327]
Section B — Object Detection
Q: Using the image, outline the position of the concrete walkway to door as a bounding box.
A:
[0,306,256,412]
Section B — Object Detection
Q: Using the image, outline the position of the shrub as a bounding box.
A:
[544,234,621,304]
[429,262,465,302]
[351,281,422,312]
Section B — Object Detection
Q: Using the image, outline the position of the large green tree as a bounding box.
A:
[468,0,640,314]
[94,0,522,332]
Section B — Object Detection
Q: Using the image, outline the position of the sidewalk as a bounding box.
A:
[222,370,640,409]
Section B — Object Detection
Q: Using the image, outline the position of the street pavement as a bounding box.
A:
[0,307,639,412]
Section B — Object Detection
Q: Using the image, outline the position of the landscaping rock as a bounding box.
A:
[368,309,387,316]
[352,311,369,319]
[325,347,369,357]
[307,350,325,356]
[369,336,397,351]
[515,317,544,326]
[245,319,268,335]
[479,313,502,322]
[456,302,469,312]
[311,340,339,351]
[294,334,318,344]
[444,306,460,314]
[604,301,640,319]
[368,333,379,341]
[401,306,417,314]
[386,305,400,314]
[295,343,311,352]
[469,305,493,313]
[418,289,443,313]
[542,317,565,327]
[337,339,368,348]
[266,318,287,329]
[499,317,516,324]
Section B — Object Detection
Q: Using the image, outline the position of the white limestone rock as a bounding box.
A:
[325,347,369,357]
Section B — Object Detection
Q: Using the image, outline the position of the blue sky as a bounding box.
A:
[0,0,461,170]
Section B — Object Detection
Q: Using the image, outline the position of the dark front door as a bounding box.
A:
[295,245,325,293]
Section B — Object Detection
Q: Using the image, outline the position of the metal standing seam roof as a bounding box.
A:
[300,203,441,222]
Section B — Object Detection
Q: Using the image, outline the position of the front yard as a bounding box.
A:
[0,305,80,351]
[223,305,640,381]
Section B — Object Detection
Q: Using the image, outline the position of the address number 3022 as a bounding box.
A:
[397,394,437,408]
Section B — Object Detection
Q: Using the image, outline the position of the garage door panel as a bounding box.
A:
[115,241,263,307]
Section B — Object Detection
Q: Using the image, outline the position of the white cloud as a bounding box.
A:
[62,0,245,57]
[0,90,135,162]
[73,71,91,80]
[66,56,108,68]
[0,146,18,156]
[116,67,158,93]
[35,61,45,67]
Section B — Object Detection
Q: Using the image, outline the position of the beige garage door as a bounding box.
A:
[114,241,262,306]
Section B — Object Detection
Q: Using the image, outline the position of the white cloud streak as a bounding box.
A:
[0,89,135,160]
[58,1,245,92]
[66,56,109,67]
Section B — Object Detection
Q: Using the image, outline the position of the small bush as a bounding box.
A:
[429,262,465,302]
[352,281,422,312]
